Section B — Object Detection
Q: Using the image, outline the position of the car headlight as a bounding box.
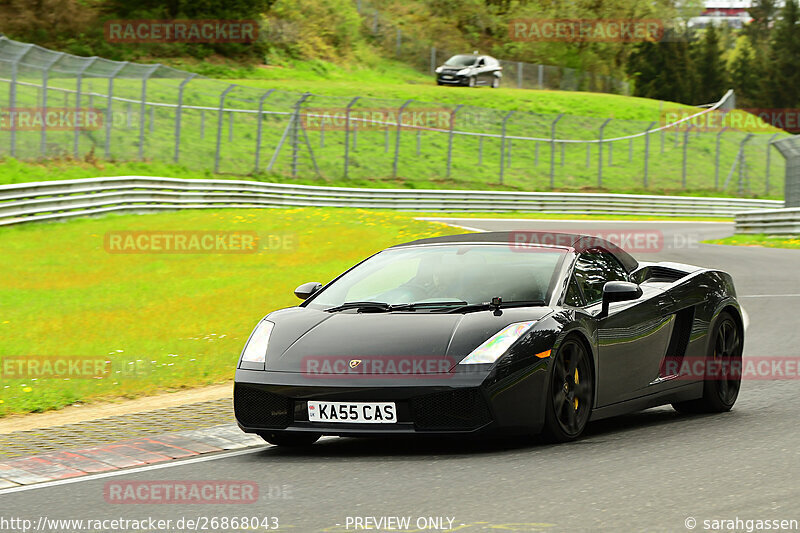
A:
[435,66,444,73]
[459,321,537,365]
[240,320,274,364]
[456,68,470,76]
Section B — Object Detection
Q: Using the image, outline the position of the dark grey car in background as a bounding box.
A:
[435,54,502,87]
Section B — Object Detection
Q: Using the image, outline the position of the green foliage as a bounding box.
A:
[695,24,728,104]
[762,0,800,108]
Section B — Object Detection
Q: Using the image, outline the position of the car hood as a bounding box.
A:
[263,306,554,373]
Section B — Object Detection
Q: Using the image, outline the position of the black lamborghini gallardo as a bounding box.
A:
[234,232,744,446]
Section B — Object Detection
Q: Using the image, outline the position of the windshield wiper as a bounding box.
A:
[390,300,468,311]
[324,301,394,313]
[324,300,469,313]
[446,300,547,313]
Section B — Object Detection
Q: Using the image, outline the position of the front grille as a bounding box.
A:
[410,389,491,430]
[234,384,292,429]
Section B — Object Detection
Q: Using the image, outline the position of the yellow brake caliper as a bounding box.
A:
[573,368,579,410]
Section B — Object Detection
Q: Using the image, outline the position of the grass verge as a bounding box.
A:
[0,208,460,416]
[704,234,800,249]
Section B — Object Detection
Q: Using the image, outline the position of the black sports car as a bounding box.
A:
[435,54,502,87]
[234,232,744,446]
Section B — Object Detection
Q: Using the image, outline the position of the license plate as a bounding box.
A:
[307,401,396,424]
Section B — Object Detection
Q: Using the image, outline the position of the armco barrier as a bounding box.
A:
[0,176,784,226]
[735,207,800,234]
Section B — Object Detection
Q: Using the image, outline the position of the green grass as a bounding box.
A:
[0,208,461,416]
[704,234,800,249]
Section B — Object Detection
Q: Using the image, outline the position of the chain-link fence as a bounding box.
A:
[0,36,790,196]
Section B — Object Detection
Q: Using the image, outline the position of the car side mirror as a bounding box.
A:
[598,281,642,318]
[294,282,322,300]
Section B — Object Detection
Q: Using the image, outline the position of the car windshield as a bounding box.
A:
[443,55,477,67]
[306,244,565,310]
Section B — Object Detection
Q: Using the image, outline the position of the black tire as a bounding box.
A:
[259,431,321,447]
[541,336,594,442]
[672,311,742,414]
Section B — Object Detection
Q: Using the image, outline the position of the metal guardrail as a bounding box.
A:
[0,176,784,227]
[735,207,800,234]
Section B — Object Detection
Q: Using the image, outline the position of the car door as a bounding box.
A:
[475,57,489,84]
[572,249,674,406]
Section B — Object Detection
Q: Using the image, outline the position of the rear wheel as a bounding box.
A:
[259,431,321,447]
[672,311,742,414]
[541,337,593,442]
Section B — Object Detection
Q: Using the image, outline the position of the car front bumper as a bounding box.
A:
[234,364,550,437]
[436,74,470,85]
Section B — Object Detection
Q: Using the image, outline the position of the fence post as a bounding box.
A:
[517,62,523,88]
[500,110,515,184]
[8,44,34,158]
[628,137,633,163]
[643,121,656,188]
[549,114,564,188]
[534,142,539,167]
[173,73,196,163]
[682,125,693,188]
[214,84,236,173]
[597,118,611,187]
[446,104,463,178]
[344,96,360,178]
[138,64,159,161]
[416,129,421,156]
[291,93,311,178]
[228,110,234,142]
[585,143,590,168]
[74,57,99,158]
[40,52,65,158]
[478,136,483,165]
[737,133,754,195]
[537,64,543,89]
[396,28,402,57]
[430,47,436,74]
[254,88,276,173]
[393,99,413,177]
[765,133,780,196]
[714,127,727,189]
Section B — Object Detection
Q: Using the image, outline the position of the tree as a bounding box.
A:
[745,0,778,46]
[762,0,800,108]
[627,27,695,104]
[694,23,728,104]
[728,38,762,107]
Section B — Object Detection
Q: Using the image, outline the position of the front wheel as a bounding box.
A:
[672,311,742,414]
[259,431,321,447]
[541,337,593,442]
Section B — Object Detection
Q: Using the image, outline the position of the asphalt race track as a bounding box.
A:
[3,219,800,533]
